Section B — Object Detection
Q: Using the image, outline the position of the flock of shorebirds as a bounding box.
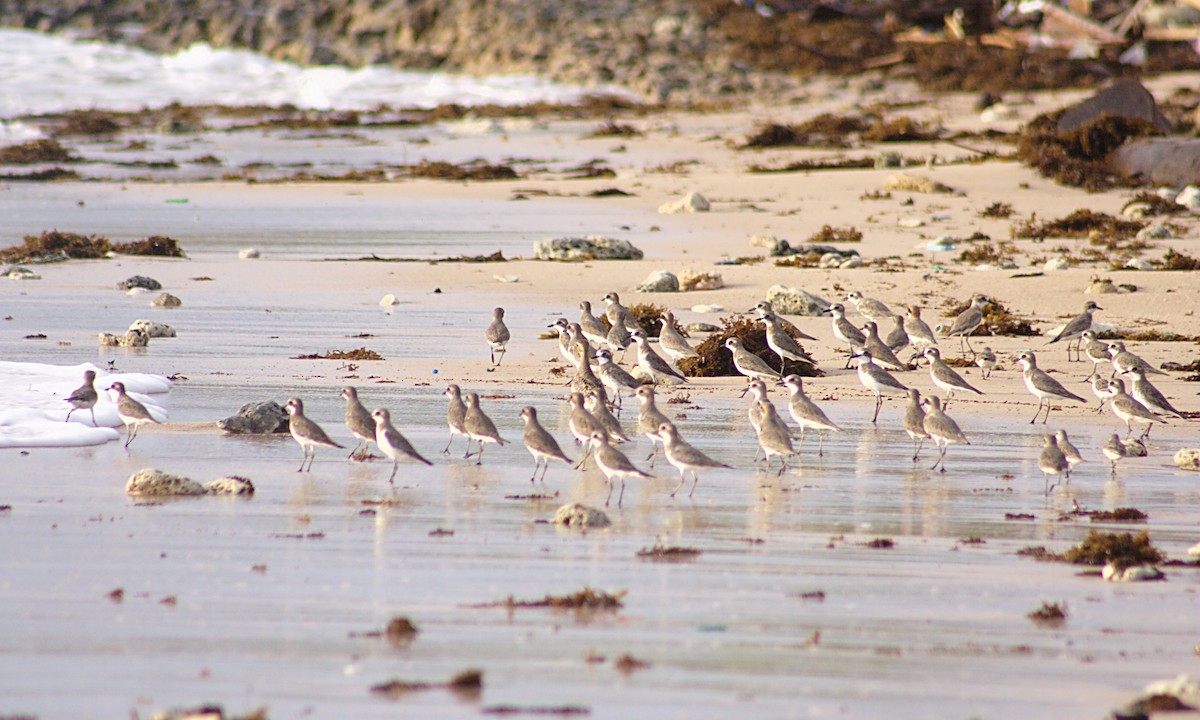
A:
[62,290,1192,503]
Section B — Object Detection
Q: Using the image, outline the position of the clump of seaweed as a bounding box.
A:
[944,296,1037,336]
[1012,209,1145,241]
[748,157,875,173]
[741,114,867,149]
[808,225,862,243]
[636,544,702,561]
[293,348,384,360]
[979,202,1014,218]
[1027,601,1067,626]
[0,167,81,181]
[371,669,483,697]
[1122,191,1188,217]
[0,230,112,264]
[113,236,187,257]
[1090,508,1148,523]
[864,538,895,549]
[55,110,122,136]
[677,317,820,378]
[588,120,641,138]
[1160,249,1200,271]
[957,241,1015,265]
[863,116,939,143]
[614,654,651,673]
[625,303,670,338]
[1015,110,1162,191]
[406,159,519,181]
[0,139,79,164]
[1061,530,1164,570]
[471,587,626,610]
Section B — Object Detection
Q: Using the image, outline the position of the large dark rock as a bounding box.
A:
[1057,79,1171,135]
[217,400,289,434]
[1111,138,1200,186]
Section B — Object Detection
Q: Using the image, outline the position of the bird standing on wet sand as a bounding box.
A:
[519,406,572,485]
[284,397,343,471]
[443,385,468,454]
[1079,330,1110,381]
[656,421,732,498]
[1108,341,1165,379]
[755,399,798,476]
[945,294,989,358]
[570,335,608,400]
[568,391,607,468]
[594,347,642,408]
[340,386,376,459]
[109,381,161,449]
[853,349,909,424]
[782,375,840,456]
[904,305,938,351]
[975,346,997,379]
[1054,429,1084,478]
[922,396,969,473]
[64,369,99,425]
[602,291,640,332]
[634,385,671,466]
[830,303,867,366]
[1015,351,1087,424]
[1107,378,1166,439]
[1102,433,1127,477]
[659,311,700,366]
[862,321,906,371]
[759,312,816,373]
[372,408,432,484]
[1090,376,1114,415]
[578,300,610,348]
[923,347,983,407]
[632,329,688,385]
[1047,300,1101,362]
[1039,434,1069,494]
[725,337,780,390]
[903,388,930,462]
[1123,366,1187,424]
[549,318,581,369]
[485,307,510,368]
[463,392,508,464]
[587,390,629,444]
[591,431,653,507]
[885,314,910,353]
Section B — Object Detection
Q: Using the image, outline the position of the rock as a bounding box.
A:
[1102,562,1165,582]
[117,275,161,291]
[203,476,256,496]
[493,274,519,283]
[1057,79,1171,135]
[533,236,644,261]
[1122,202,1153,219]
[129,320,177,338]
[1125,258,1154,270]
[679,271,723,291]
[1086,279,1119,294]
[765,284,832,316]
[749,235,777,248]
[99,328,150,347]
[1189,542,1200,558]
[125,468,206,497]
[379,294,400,306]
[1174,448,1200,471]
[1044,257,1070,272]
[1176,185,1200,209]
[217,401,289,434]
[684,322,720,333]
[818,252,844,269]
[238,248,260,259]
[635,270,679,293]
[898,217,926,228]
[689,304,723,313]
[1136,223,1174,241]
[980,102,1017,123]
[553,502,611,528]
[657,191,709,214]
[1140,675,1200,708]
[770,240,852,258]
[883,173,953,194]
[3,266,40,280]
[873,151,903,169]
[840,254,863,269]
[1122,438,1148,457]
[151,292,182,307]
[1112,139,1200,187]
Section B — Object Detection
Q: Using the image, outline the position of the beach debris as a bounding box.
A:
[553,502,611,528]
[1064,530,1165,571]
[678,317,820,378]
[1086,278,1118,294]
[882,173,953,194]
[238,248,260,259]
[1090,508,1148,523]
[1043,257,1070,272]
[679,270,724,291]
[217,400,290,434]
[293,347,383,360]
[99,328,150,347]
[145,703,267,720]
[113,236,186,257]
[749,234,778,248]
[685,322,719,334]
[152,292,182,307]
[2,266,41,280]
[203,476,256,496]
[1013,208,1144,241]
[533,235,643,261]
[658,191,709,214]
[942,296,1036,336]
[117,275,162,291]
[1027,601,1067,626]
[130,320,177,338]
[405,159,517,180]
[385,616,419,644]
[1018,108,1161,192]
[636,544,702,562]
[1059,79,1171,136]
[1175,448,1200,471]
[863,538,895,549]
[125,469,207,497]
[614,654,651,673]
[1115,676,1200,718]
[470,587,625,611]
[765,284,831,316]
[635,270,679,293]
[1102,563,1165,582]
[0,138,80,164]
[371,669,483,698]
[1176,185,1200,210]
[493,274,519,283]
[0,230,111,264]
[482,705,591,715]
[690,304,723,313]
[379,294,400,306]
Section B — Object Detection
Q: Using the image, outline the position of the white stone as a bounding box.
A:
[658,191,710,214]
[1188,542,1200,557]
[1143,675,1200,707]
[379,294,400,306]
[690,304,723,313]
[493,275,519,283]
[980,103,1017,123]
[635,270,679,293]
[1136,223,1173,241]
[1175,185,1200,210]
[898,217,926,228]
[125,468,206,497]
[1102,563,1164,582]
[204,476,256,496]
[238,248,260,259]
[1125,258,1154,270]
[129,320,176,338]
[553,502,611,528]
[3,266,40,280]
[840,255,863,269]
[1044,257,1070,272]
[1122,202,1152,219]
[1086,279,1118,294]
[749,235,777,248]
[1174,448,1200,471]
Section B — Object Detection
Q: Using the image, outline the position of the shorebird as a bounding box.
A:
[1054,429,1084,478]
[1108,377,1166,438]
[587,390,630,444]
[846,290,895,324]
[755,399,797,476]
[944,294,989,357]
[340,386,376,459]
[372,408,432,484]
[904,305,938,350]
[549,318,581,368]
[830,303,866,367]
[570,335,608,400]
[284,397,342,471]
[1090,376,1114,414]
[745,378,771,463]
[602,291,639,331]
[594,347,642,408]
[568,391,606,468]
[578,300,610,348]
[1102,432,1127,477]
[632,329,688,385]
[885,315,910,353]
[605,320,633,361]
[922,396,968,472]
[1046,300,1101,362]
[634,385,671,466]
[519,406,572,484]
[903,388,930,462]
[485,307,511,368]
[1079,330,1110,381]
[1015,351,1086,424]
[976,346,997,379]
[923,347,983,407]
[64,369,99,425]
[751,301,817,341]
[109,381,161,449]
[656,421,732,498]
[759,311,816,373]
[782,374,840,456]
[463,392,508,464]
[1108,341,1166,378]
[724,337,780,389]
[591,431,652,506]
[1039,434,1069,494]
[853,349,909,424]
[862,321,906,371]
[1123,366,1186,426]
[443,385,469,454]
[658,311,700,365]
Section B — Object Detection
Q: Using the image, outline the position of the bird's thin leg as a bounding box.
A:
[388,461,399,484]
[872,394,883,424]
[618,478,626,507]
[671,471,685,497]
[474,443,486,466]
[1028,400,1042,424]
[913,438,924,462]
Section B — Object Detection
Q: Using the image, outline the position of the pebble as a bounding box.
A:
[238,248,261,259]
[658,191,710,214]
[690,304,723,313]
[125,468,206,497]
[684,322,720,333]
[1174,185,1200,210]
[129,320,176,338]
[1044,257,1070,272]
[679,270,724,291]
[749,234,778,248]
[1086,279,1119,294]
[1173,448,1200,471]
[635,269,679,293]
[1102,563,1164,582]
[899,217,926,228]
[493,275,520,283]
[117,275,162,291]
[379,294,400,306]
[883,173,952,194]
[151,293,182,307]
[1136,223,1173,241]
[1125,258,1154,270]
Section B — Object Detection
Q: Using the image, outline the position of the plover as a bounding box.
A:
[485,307,511,368]
[846,290,895,324]
[751,300,817,341]
[1108,341,1166,378]
[944,294,989,357]
[1038,434,1069,494]
[64,369,99,425]
[578,300,610,348]
[587,390,630,444]
[1101,432,1127,477]
[549,318,581,368]
[284,397,343,472]
[923,347,983,406]
[443,385,469,455]
[659,311,700,365]
[862,321,906,371]
[745,378,770,462]
[1015,351,1087,424]
[634,385,671,466]
[1090,376,1114,414]
[340,386,376,459]
[904,305,938,350]
[782,374,840,456]
[372,407,432,484]
[759,311,815,373]
[570,336,608,399]
[922,395,969,473]
[853,349,909,424]
[568,391,606,468]
[885,315,910,353]
[594,347,642,408]
[463,392,508,464]
[1046,300,1101,362]
[656,421,732,498]
[1054,429,1084,477]
[1107,377,1166,438]
[903,388,930,462]
[605,320,633,361]
[1123,367,1186,425]
[1079,330,1110,381]
[590,431,652,507]
[109,381,161,449]
[602,291,640,332]
[830,303,866,367]
[724,337,780,389]
[755,399,797,476]
[975,346,997,379]
[519,406,572,485]
[632,329,688,385]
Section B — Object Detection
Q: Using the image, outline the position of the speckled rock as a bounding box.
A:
[658,191,709,214]
[117,275,161,291]
[129,320,177,338]
[765,284,831,316]
[533,236,643,261]
[1174,448,1200,471]
[151,292,182,307]
[217,401,289,434]
[553,502,611,528]
[635,270,679,293]
[204,476,256,495]
[125,468,206,497]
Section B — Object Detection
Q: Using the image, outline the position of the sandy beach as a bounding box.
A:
[2,69,1200,719]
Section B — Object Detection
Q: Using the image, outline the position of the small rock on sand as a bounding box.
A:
[680,271,724,291]
[635,270,679,293]
[883,173,953,194]
[1176,185,1200,210]
[99,329,149,347]
[126,469,207,497]
[151,293,182,307]
[117,275,162,291]
[130,320,177,338]
[3,266,40,280]
[658,191,709,214]
[1174,448,1200,471]
[238,248,261,259]
[554,502,611,528]
[765,284,831,316]
[217,401,290,434]
[1102,563,1164,582]
[685,322,720,333]
[204,476,256,496]
[533,236,644,261]
[1086,279,1119,294]
[1043,257,1070,272]
[379,294,401,306]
